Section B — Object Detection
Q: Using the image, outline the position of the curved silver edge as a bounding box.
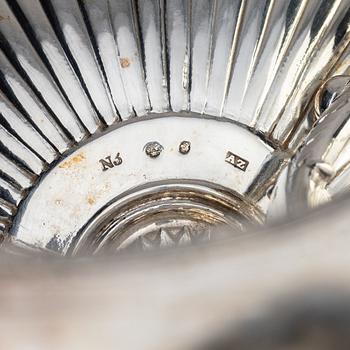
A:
[269,75,350,217]
[1,0,350,244]
[1,190,350,348]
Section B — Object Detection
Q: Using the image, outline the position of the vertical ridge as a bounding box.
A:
[78,0,122,123]
[10,0,100,135]
[201,0,218,114]
[273,0,348,142]
[159,0,171,110]
[0,49,72,154]
[220,0,247,116]
[0,0,87,143]
[252,0,311,129]
[133,0,163,113]
[84,0,132,119]
[0,127,44,176]
[108,0,150,116]
[165,0,188,111]
[0,94,57,164]
[203,0,242,116]
[43,0,118,126]
[240,0,277,110]
[184,0,192,111]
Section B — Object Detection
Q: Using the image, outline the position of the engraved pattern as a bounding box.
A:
[125,224,211,251]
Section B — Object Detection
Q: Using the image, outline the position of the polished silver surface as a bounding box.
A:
[0,0,350,255]
[2,195,350,349]
[2,1,350,349]
[11,116,268,254]
[1,0,350,254]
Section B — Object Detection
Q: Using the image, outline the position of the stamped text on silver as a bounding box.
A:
[225,151,249,172]
[99,153,123,171]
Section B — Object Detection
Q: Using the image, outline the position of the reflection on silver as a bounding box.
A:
[0,0,350,255]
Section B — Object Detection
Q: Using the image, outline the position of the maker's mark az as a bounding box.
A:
[225,151,249,172]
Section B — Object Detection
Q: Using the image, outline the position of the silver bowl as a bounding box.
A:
[1,0,350,348]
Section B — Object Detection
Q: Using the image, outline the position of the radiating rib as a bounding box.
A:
[14,0,101,134]
[0,168,25,232]
[254,0,347,142]
[203,0,241,116]
[332,29,350,77]
[0,177,22,206]
[137,0,169,112]
[0,126,44,175]
[273,1,350,144]
[223,0,270,123]
[0,216,10,233]
[239,0,276,113]
[252,0,312,132]
[108,0,150,116]
[184,0,192,110]
[0,92,57,164]
[0,50,70,153]
[0,0,86,143]
[0,153,34,190]
[238,0,287,126]
[190,0,216,114]
[0,197,16,217]
[220,0,247,117]
[45,0,117,126]
[82,0,131,119]
[166,0,189,111]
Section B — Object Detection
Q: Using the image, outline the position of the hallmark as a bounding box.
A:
[144,141,163,158]
[179,141,191,154]
[225,151,249,172]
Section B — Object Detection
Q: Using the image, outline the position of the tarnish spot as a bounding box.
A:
[46,233,69,253]
[87,195,96,205]
[59,153,86,169]
[0,15,10,21]
[120,57,130,68]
